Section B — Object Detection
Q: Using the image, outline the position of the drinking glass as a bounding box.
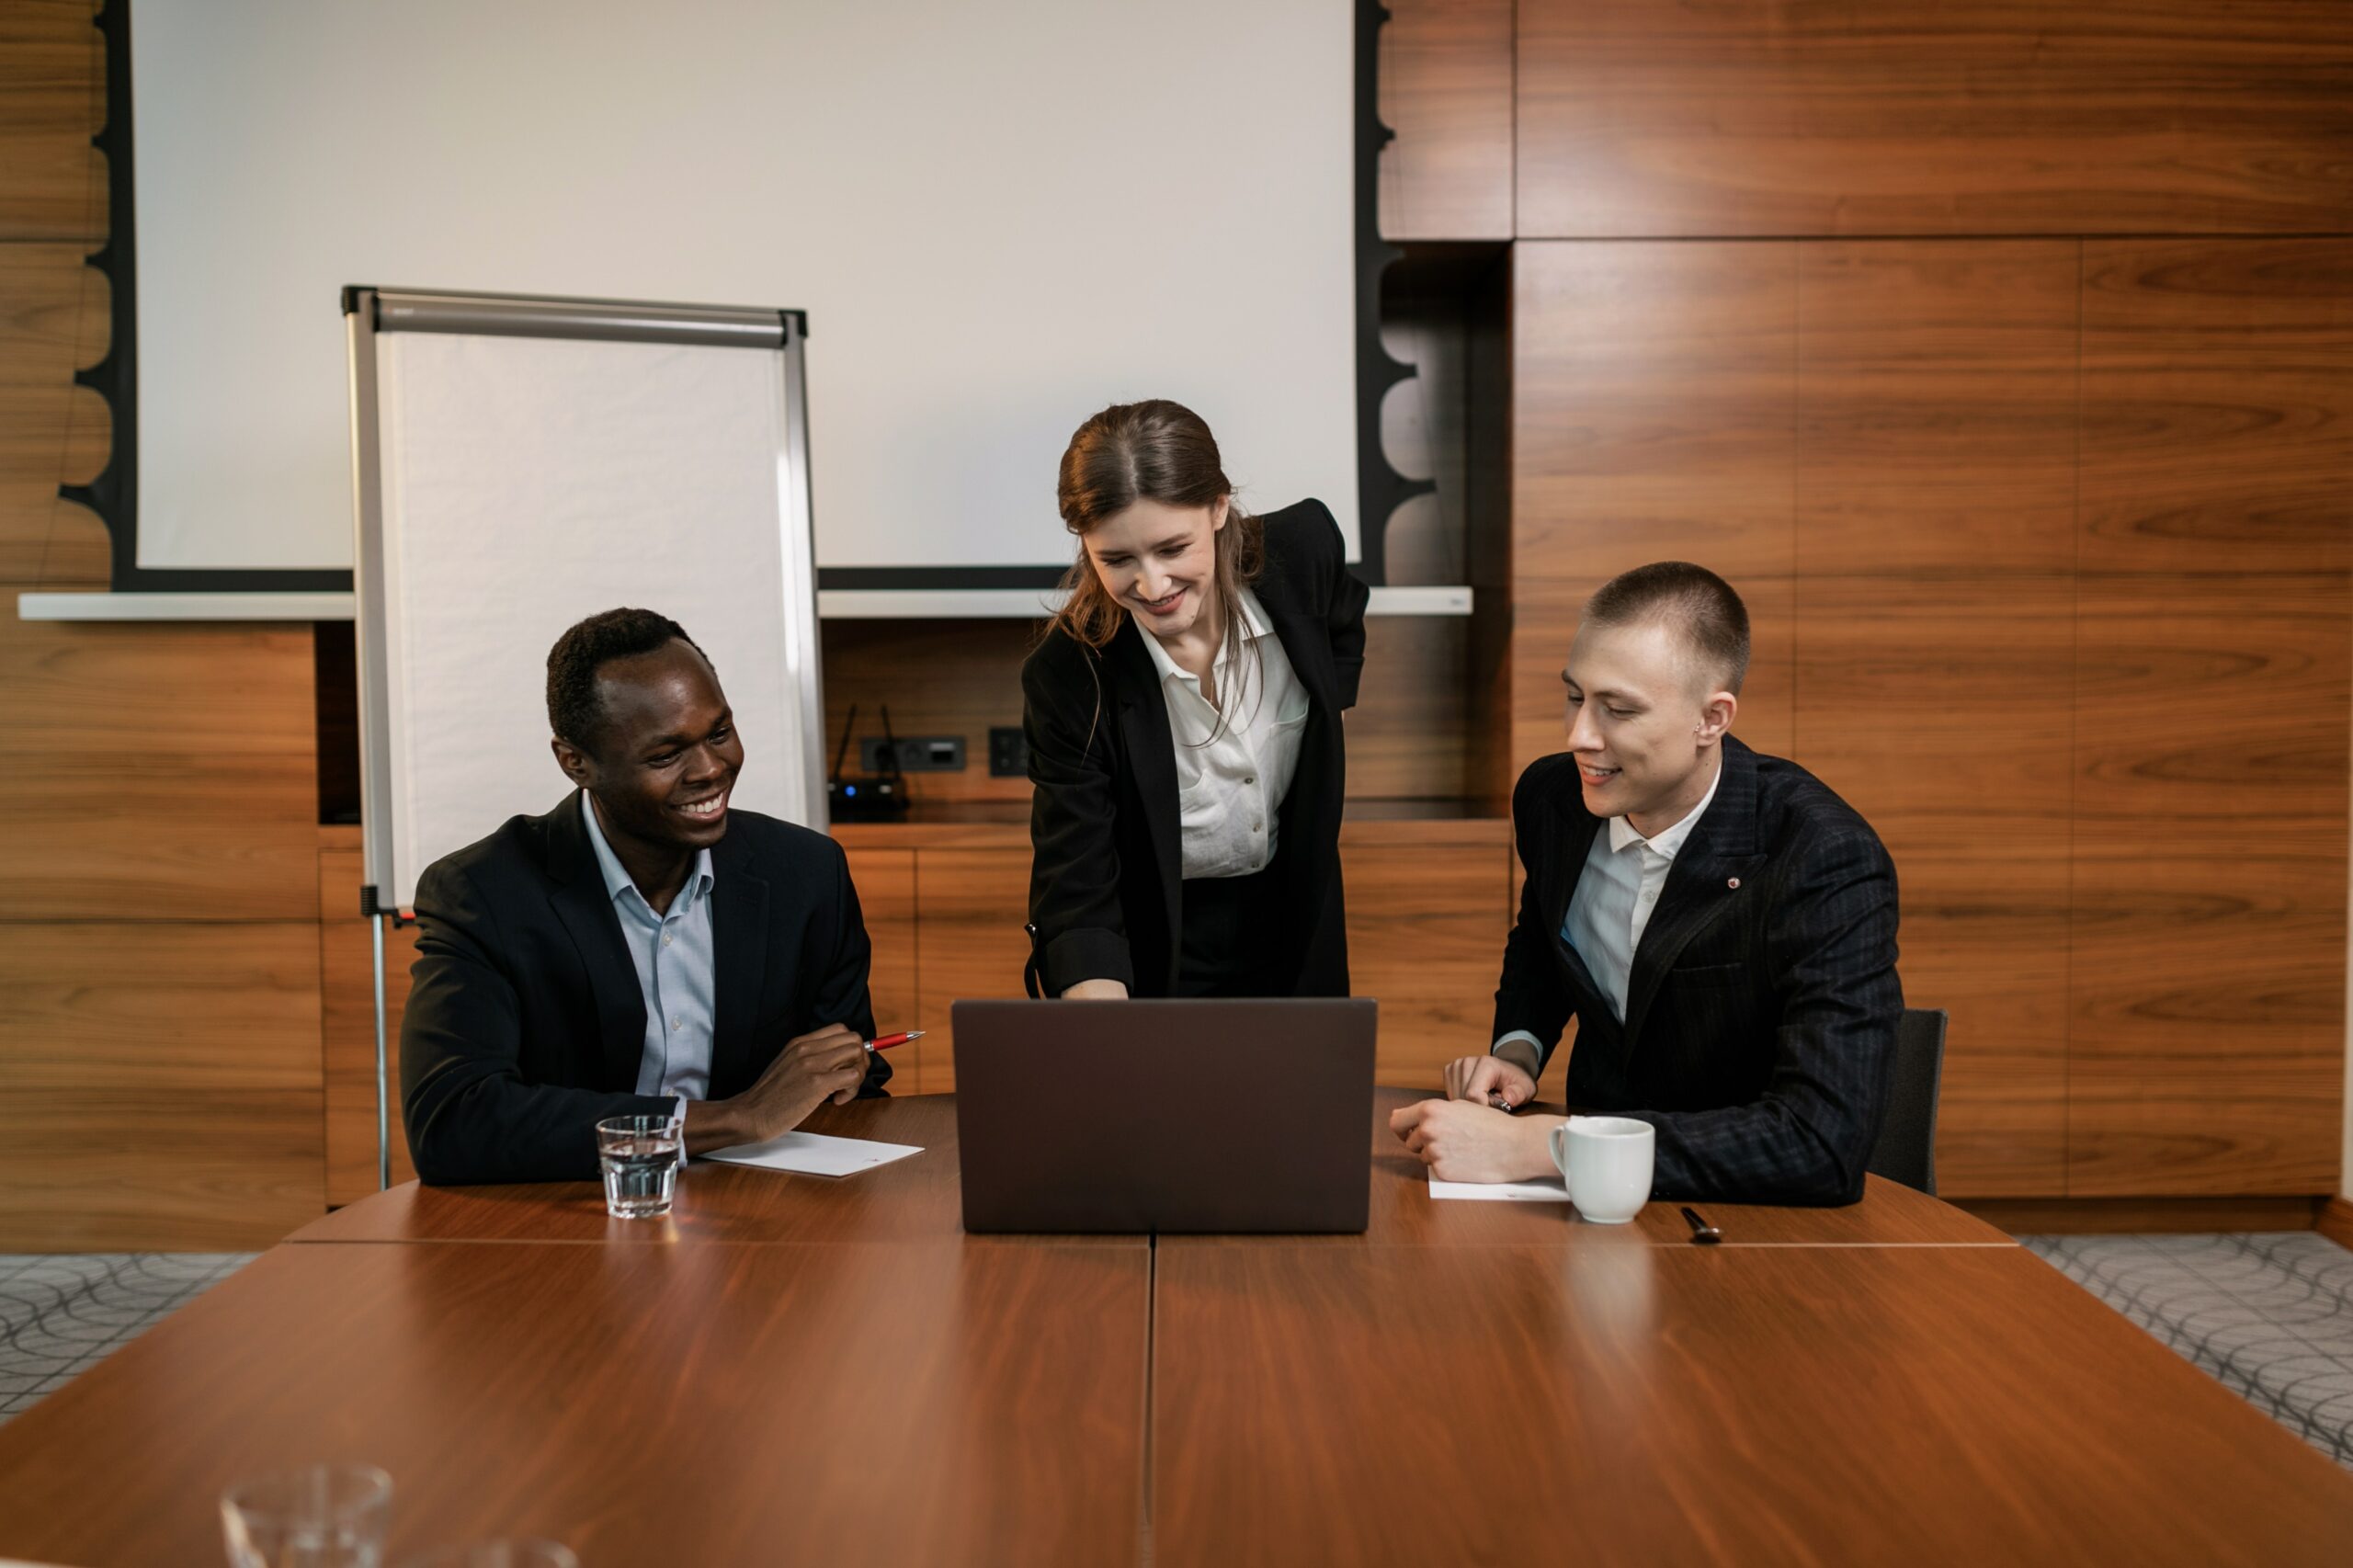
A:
[597,1113,683,1219]
[395,1542,579,1568]
[220,1463,392,1568]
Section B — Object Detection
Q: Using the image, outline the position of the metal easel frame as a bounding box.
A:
[342,287,823,1189]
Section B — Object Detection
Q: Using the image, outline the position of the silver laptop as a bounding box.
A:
[951,998,1378,1234]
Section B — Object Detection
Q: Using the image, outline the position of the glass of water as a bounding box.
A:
[220,1463,392,1567]
[597,1113,683,1219]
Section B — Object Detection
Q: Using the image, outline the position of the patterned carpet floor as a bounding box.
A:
[2025,1232,2353,1469]
[3,1238,2350,1471]
[0,1252,254,1423]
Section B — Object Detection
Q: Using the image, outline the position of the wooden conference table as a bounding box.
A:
[0,1091,2349,1566]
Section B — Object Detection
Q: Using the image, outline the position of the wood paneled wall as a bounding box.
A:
[0,1,328,1248]
[1510,237,2352,1198]
[1514,0,2353,237]
[1408,0,2353,1198]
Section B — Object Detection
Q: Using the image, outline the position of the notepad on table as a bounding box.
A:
[1427,1173,1571,1202]
[700,1131,923,1177]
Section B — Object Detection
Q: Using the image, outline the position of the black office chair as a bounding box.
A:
[1867,1007,1948,1195]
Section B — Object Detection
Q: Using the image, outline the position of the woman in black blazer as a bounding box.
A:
[1022,400,1370,999]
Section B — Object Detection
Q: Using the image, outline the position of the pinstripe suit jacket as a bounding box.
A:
[1495,736,1903,1205]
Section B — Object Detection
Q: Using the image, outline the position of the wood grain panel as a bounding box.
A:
[0,917,325,1248]
[1377,0,1513,241]
[2068,846,2344,1195]
[915,846,1033,1093]
[0,1241,1152,1568]
[1965,1195,2325,1236]
[0,240,108,585]
[1794,242,2079,574]
[2070,241,2350,1195]
[0,0,102,244]
[0,920,322,1249]
[0,614,318,918]
[1516,0,2353,237]
[1790,243,2081,1196]
[844,845,920,1087]
[318,836,418,1205]
[2080,239,2353,578]
[0,922,321,1092]
[1340,820,1510,1086]
[1512,242,1797,773]
[0,1087,324,1252]
[1152,1244,2353,1567]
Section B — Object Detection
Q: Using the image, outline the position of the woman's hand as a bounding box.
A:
[1060,978,1131,1001]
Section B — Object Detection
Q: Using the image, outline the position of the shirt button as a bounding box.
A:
[662,932,673,947]
[1252,821,1263,832]
[670,1018,682,1032]
[1245,776,1256,786]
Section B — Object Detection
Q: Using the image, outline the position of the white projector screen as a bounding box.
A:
[131,0,1360,574]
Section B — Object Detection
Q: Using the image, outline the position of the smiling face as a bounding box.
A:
[1561,617,1737,835]
[552,638,743,856]
[1081,495,1229,639]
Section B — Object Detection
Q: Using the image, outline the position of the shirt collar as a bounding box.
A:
[580,792,714,912]
[1137,587,1273,690]
[1606,752,1724,859]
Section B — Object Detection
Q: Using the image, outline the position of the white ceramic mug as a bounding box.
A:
[1547,1116,1656,1224]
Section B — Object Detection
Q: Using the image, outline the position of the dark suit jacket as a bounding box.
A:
[1022,499,1371,998]
[1495,736,1902,1205]
[401,794,888,1185]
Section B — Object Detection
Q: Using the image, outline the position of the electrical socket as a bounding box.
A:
[988,726,1029,777]
[859,735,965,773]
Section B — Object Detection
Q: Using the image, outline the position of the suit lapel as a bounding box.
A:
[1620,742,1767,1052]
[1543,784,1609,1011]
[709,832,770,1099]
[1255,556,1339,715]
[545,792,650,1090]
[1108,623,1184,918]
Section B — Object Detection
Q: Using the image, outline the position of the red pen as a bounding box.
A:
[865,1030,925,1052]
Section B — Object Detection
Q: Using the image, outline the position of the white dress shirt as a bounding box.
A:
[1495,755,1722,1064]
[1139,587,1311,880]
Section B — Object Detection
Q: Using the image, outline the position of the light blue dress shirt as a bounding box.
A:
[580,793,718,1121]
[1495,757,1722,1065]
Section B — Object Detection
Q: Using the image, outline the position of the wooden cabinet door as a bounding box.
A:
[913,847,1034,1094]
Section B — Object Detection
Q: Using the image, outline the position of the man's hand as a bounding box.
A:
[1061,978,1130,1001]
[1388,1097,1558,1184]
[1443,1052,1537,1109]
[687,1024,867,1153]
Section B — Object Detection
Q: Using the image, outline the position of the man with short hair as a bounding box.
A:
[1391,562,1901,1204]
[401,608,888,1185]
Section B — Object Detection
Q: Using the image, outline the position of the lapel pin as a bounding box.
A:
[1726,877,1741,890]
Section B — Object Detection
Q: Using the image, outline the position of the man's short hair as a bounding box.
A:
[546,608,710,750]
[1585,562,1751,695]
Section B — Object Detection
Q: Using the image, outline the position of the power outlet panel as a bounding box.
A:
[988,726,1029,777]
[859,735,966,773]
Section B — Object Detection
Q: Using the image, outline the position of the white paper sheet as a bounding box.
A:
[1427,1174,1572,1203]
[699,1131,924,1178]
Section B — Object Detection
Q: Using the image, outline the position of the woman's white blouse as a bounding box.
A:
[1137,587,1311,880]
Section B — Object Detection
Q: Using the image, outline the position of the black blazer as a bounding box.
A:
[401,794,888,1185]
[1495,736,1902,1205]
[1022,499,1371,998]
